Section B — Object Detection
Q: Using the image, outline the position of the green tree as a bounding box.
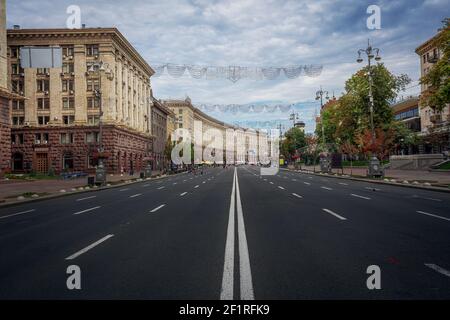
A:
[281,127,306,160]
[419,18,450,112]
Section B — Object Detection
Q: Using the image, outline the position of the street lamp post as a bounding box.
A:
[357,39,384,178]
[88,61,114,185]
[315,86,330,173]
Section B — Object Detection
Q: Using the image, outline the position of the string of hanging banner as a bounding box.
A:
[151,63,323,82]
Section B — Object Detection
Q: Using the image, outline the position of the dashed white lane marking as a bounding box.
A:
[194,185,199,188]
[173,182,177,185]
[292,179,297,181]
[183,180,187,182]
[413,195,442,202]
[264,179,267,181]
[322,208,347,221]
[424,264,450,278]
[292,193,303,199]
[73,206,101,215]
[180,192,187,196]
[416,210,450,222]
[143,184,150,187]
[350,193,371,200]
[76,196,97,201]
[278,186,285,190]
[119,188,130,192]
[321,186,333,190]
[303,181,311,186]
[269,182,274,185]
[157,186,165,190]
[202,181,206,184]
[65,234,114,260]
[365,187,381,191]
[150,204,166,213]
[0,209,36,220]
[339,182,348,186]
[129,193,142,198]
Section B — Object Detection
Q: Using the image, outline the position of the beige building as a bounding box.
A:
[416,31,450,153]
[7,27,157,174]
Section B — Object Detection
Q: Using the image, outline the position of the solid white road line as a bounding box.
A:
[303,182,311,185]
[194,185,199,188]
[129,193,142,198]
[424,263,450,278]
[65,234,114,260]
[150,204,166,213]
[292,193,303,199]
[322,208,347,221]
[321,186,333,190]
[73,206,101,215]
[350,193,371,200]
[0,209,36,220]
[416,210,450,222]
[220,167,236,300]
[180,192,187,196]
[278,186,285,190]
[157,186,165,190]
[76,196,97,201]
[235,168,255,300]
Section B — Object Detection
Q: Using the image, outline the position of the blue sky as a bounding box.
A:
[6,0,449,132]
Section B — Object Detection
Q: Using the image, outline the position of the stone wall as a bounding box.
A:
[0,96,10,175]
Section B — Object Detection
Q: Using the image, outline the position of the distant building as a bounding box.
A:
[151,99,172,171]
[392,96,421,132]
[294,121,305,132]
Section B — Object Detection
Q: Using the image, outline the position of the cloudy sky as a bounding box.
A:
[6,0,449,132]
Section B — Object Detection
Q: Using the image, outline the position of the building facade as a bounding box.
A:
[7,27,155,174]
[151,99,171,171]
[415,32,450,154]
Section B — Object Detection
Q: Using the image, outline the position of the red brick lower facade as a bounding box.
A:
[11,125,153,175]
[0,96,11,176]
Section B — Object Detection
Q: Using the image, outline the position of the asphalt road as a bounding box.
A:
[0,165,449,299]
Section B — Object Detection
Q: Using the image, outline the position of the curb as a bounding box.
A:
[0,171,188,209]
[281,168,450,194]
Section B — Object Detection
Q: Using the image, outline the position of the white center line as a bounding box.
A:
[157,186,165,190]
[292,193,303,198]
[417,210,450,222]
[180,192,187,196]
[321,186,333,190]
[322,208,347,220]
[150,204,166,213]
[0,209,35,220]
[194,185,199,188]
[65,234,114,260]
[350,193,371,200]
[278,186,285,190]
[73,206,101,215]
[129,193,142,198]
[425,263,450,278]
[76,196,97,202]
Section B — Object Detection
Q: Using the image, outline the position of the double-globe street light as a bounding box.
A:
[315,86,331,173]
[356,39,384,177]
[87,61,114,185]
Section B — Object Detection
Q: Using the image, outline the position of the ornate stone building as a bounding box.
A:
[7,27,156,174]
[151,99,172,171]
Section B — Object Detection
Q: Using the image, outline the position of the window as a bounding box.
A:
[62,46,74,57]
[87,96,100,109]
[11,63,23,75]
[37,98,50,110]
[87,115,100,125]
[60,133,74,144]
[12,116,24,126]
[36,79,50,92]
[62,79,74,92]
[36,68,50,75]
[17,134,24,144]
[62,97,75,109]
[86,44,99,57]
[10,46,19,58]
[62,153,74,170]
[62,63,74,73]
[86,132,99,143]
[35,133,49,144]
[423,54,426,63]
[87,79,100,91]
[12,100,24,111]
[87,155,98,168]
[63,115,75,125]
[12,80,24,94]
[38,116,50,126]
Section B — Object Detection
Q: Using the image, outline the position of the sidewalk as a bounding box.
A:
[294,165,450,187]
[0,171,164,204]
